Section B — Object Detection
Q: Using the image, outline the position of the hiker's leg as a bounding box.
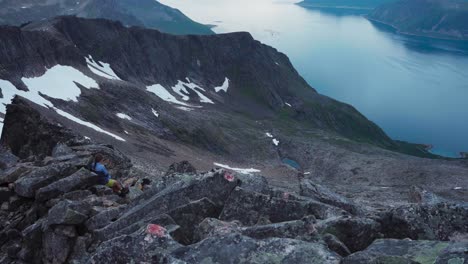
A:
[113,181,122,193]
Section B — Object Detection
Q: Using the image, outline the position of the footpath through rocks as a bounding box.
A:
[0,98,467,263]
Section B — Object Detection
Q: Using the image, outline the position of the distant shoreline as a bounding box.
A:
[366,16,468,42]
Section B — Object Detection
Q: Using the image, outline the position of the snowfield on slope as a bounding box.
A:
[172,79,214,104]
[86,55,121,80]
[214,77,229,93]
[213,162,261,175]
[147,84,192,106]
[116,113,132,120]
[0,66,125,141]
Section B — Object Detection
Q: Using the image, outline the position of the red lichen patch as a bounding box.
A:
[224,172,235,182]
[146,224,166,237]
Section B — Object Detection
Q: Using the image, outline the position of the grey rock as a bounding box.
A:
[14,163,77,198]
[220,187,347,226]
[408,185,445,204]
[315,216,382,253]
[47,200,90,226]
[167,197,220,244]
[194,218,242,242]
[380,202,468,241]
[236,173,270,194]
[171,234,341,264]
[42,227,75,264]
[67,235,92,264]
[0,166,31,185]
[89,224,183,264]
[0,187,13,203]
[240,217,318,241]
[18,219,44,264]
[35,168,98,202]
[342,239,468,264]
[300,179,362,215]
[95,170,238,241]
[165,161,197,176]
[85,206,126,231]
[322,233,351,257]
[51,143,74,158]
[63,190,93,201]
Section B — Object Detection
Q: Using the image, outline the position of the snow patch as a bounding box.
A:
[273,139,280,146]
[147,84,191,106]
[86,55,121,80]
[454,187,462,190]
[172,80,214,104]
[285,102,292,107]
[1,72,124,141]
[214,78,230,93]
[214,162,261,175]
[54,109,125,141]
[124,130,129,135]
[152,108,159,117]
[176,106,193,112]
[304,172,311,175]
[116,113,132,120]
[266,132,273,138]
[22,65,98,103]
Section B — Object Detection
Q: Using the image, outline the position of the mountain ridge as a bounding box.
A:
[0,0,214,35]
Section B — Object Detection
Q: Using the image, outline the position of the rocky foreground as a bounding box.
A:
[0,100,467,263]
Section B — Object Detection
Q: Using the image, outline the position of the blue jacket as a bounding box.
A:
[92,162,111,182]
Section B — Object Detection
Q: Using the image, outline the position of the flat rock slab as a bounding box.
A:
[342,239,468,264]
[220,187,347,226]
[171,234,341,264]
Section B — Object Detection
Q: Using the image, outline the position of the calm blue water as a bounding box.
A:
[161,0,468,157]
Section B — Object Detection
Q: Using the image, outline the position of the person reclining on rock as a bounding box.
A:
[90,153,128,195]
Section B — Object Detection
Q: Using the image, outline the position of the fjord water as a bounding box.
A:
[161,0,468,157]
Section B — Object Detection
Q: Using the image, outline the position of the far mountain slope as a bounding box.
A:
[0,0,214,35]
[297,0,396,10]
[368,0,468,40]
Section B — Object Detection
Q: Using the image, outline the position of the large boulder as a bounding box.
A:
[171,234,341,264]
[47,200,91,226]
[94,170,239,241]
[167,197,220,244]
[89,224,183,264]
[165,161,197,176]
[35,168,98,202]
[342,239,468,264]
[300,179,362,215]
[0,165,32,185]
[42,225,77,264]
[408,186,445,204]
[220,187,347,226]
[315,216,382,253]
[0,97,76,159]
[379,203,468,241]
[14,162,77,198]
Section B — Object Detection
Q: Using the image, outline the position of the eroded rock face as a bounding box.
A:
[379,203,468,241]
[171,234,341,264]
[0,97,76,159]
[342,239,468,264]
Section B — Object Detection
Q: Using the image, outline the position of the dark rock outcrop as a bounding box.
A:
[0,0,213,35]
[300,179,363,215]
[343,239,468,264]
[171,234,341,264]
[379,202,468,241]
[1,97,76,159]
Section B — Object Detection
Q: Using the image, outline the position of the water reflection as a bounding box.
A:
[160,0,468,157]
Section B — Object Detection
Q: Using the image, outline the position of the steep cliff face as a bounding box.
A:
[0,0,213,35]
[368,0,468,40]
[0,16,397,161]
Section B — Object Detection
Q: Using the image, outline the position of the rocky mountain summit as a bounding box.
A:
[0,97,467,263]
[368,0,468,40]
[0,0,213,35]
